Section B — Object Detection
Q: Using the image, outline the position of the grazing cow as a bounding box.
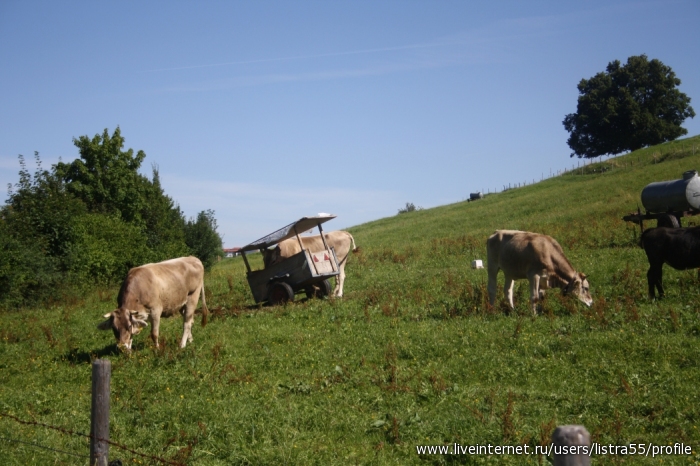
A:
[641,226,700,299]
[98,256,209,350]
[487,230,592,314]
[263,231,357,297]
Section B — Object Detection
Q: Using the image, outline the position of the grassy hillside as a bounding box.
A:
[2,136,700,465]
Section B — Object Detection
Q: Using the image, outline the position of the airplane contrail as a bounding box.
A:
[142,41,452,73]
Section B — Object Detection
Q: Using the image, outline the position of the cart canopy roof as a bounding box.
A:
[240,215,337,252]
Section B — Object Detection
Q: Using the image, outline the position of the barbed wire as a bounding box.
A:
[0,435,89,458]
[0,412,186,466]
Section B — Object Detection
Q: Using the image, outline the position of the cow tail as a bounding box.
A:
[350,234,359,253]
[335,233,359,267]
[201,278,209,327]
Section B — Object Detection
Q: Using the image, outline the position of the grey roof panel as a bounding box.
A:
[240,215,337,252]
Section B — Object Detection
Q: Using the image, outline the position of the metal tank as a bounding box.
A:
[641,170,700,214]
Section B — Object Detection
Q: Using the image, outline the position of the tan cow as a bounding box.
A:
[487,230,592,314]
[98,256,209,350]
[263,231,357,297]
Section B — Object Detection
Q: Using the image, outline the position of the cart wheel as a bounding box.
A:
[657,214,680,228]
[305,279,332,299]
[269,282,295,305]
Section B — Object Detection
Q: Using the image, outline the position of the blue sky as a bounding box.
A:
[2,1,699,247]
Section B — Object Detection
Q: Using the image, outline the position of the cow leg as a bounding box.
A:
[150,311,162,348]
[529,274,541,315]
[180,319,193,348]
[334,263,346,297]
[180,291,200,348]
[647,263,664,299]
[504,276,515,310]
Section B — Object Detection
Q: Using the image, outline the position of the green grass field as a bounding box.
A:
[2,136,700,465]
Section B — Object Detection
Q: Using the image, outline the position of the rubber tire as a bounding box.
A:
[657,214,680,228]
[305,279,332,299]
[269,282,295,305]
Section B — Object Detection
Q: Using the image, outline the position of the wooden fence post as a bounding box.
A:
[552,425,590,466]
[90,359,111,466]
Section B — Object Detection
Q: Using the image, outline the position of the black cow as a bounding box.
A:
[641,226,700,299]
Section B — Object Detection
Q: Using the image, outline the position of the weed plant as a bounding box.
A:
[2,136,700,464]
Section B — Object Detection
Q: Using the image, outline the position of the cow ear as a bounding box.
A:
[131,310,148,321]
[103,312,112,319]
[130,311,149,331]
[564,278,579,295]
[97,316,113,331]
[131,321,147,335]
[579,273,587,280]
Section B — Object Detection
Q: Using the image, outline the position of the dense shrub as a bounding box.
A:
[398,202,422,214]
[65,212,152,285]
[0,129,221,308]
[0,221,61,308]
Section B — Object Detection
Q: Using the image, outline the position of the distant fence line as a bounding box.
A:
[467,143,699,199]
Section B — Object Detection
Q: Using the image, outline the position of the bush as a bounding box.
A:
[0,222,61,308]
[0,130,221,308]
[66,213,153,285]
[184,210,223,269]
[398,202,422,214]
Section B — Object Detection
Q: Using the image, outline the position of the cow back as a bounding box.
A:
[118,256,205,316]
[488,230,575,279]
[276,231,354,263]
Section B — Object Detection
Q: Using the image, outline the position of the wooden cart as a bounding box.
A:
[239,215,341,305]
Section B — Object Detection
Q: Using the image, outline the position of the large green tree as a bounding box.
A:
[54,127,189,258]
[563,55,695,158]
[0,128,219,307]
[184,210,223,269]
[55,127,148,223]
[0,153,75,305]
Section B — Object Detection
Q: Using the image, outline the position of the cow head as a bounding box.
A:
[563,272,593,307]
[262,247,281,268]
[97,309,149,350]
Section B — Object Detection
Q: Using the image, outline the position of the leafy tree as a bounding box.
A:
[55,127,148,223]
[563,55,695,158]
[141,165,189,259]
[0,217,61,307]
[55,127,189,260]
[6,152,87,259]
[67,212,152,285]
[0,129,222,307]
[0,153,81,306]
[184,210,223,269]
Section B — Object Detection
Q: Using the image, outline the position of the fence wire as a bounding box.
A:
[0,412,186,466]
[0,435,89,458]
